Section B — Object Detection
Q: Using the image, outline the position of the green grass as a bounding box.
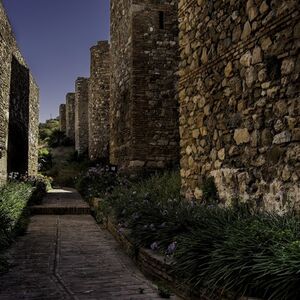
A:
[43,146,89,187]
[0,182,34,273]
[92,171,300,300]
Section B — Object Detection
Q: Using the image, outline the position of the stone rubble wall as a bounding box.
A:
[66,93,76,142]
[110,0,132,167]
[75,78,89,154]
[0,1,39,182]
[110,0,180,171]
[59,104,66,132]
[89,41,110,161]
[28,75,39,176]
[178,0,300,212]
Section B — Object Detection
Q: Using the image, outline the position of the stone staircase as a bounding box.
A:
[30,188,90,215]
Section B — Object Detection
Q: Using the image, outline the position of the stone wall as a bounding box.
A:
[66,93,75,142]
[88,41,110,161]
[27,74,39,176]
[110,0,180,171]
[59,104,66,132]
[75,77,89,154]
[178,0,300,212]
[0,1,39,181]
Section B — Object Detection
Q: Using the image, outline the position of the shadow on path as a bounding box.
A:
[0,188,166,299]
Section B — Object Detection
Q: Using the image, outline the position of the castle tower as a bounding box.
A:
[66,93,76,142]
[59,104,66,132]
[75,78,89,155]
[110,0,180,171]
[89,41,110,161]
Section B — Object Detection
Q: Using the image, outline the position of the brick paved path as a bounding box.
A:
[0,189,172,300]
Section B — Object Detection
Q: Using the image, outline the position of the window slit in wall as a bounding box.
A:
[159,11,165,30]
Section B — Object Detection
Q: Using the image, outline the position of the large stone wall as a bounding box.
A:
[75,77,89,154]
[66,93,75,142]
[59,104,66,132]
[110,0,180,171]
[178,0,300,212]
[0,1,39,181]
[89,41,110,161]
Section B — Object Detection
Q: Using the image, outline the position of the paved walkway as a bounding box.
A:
[0,189,171,300]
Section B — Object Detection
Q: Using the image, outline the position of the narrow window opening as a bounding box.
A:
[159,11,165,29]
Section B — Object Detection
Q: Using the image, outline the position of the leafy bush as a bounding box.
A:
[39,119,60,143]
[174,212,300,300]
[38,147,53,171]
[75,165,120,200]
[48,130,73,148]
[96,171,300,300]
[68,150,88,163]
[0,182,35,273]
[101,171,182,248]
[25,175,52,205]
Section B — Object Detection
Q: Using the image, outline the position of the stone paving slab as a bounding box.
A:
[0,189,178,300]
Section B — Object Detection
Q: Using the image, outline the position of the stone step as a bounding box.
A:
[30,205,90,215]
[30,188,91,215]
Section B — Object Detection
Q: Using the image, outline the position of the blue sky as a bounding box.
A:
[2,0,110,122]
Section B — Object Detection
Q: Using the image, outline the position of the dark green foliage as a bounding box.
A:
[96,171,300,300]
[25,175,52,205]
[38,148,53,171]
[157,283,171,298]
[48,130,72,148]
[201,176,219,204]
[75,165,120,200]
[68,150,88,163]
[101,171,182,249]
[174,213,300,300]
[39,119,60,143]
[0,182,34,273]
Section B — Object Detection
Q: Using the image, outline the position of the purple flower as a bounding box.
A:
[150,224,156,231]
[166,241,177,255]
[132,212,140,220]
[150,242,159,251]
[158,222,167,228]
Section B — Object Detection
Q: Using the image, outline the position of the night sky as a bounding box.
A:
[2,0,110,122]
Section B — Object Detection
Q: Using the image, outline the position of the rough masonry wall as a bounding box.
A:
[178,0,300,212]
[75,78,89,154]
[66,93,75,142]
[110,0,180,170]
[28,76,39,176]
[89,41,110,161]
[0,1,39,181]
[110,0,132,166]
[59,104,66,132]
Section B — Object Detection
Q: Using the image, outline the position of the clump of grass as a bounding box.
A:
[96,170,300,300]
[75,165,120,200]
[174,212,300,300]
[0,182,35,273]
[157,283,172,298]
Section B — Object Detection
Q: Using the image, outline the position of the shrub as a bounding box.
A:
[173,211,300,300]
[75,165,120,200]
[101,171,182,249]
[97,170,300,300]
[48,130,70,148]
[39,118,60,144]
[38,147,53,171]
[25,175,52,205]
[0,182,35,273]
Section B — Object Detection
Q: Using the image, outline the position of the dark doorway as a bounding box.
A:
[7,56,30,176]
